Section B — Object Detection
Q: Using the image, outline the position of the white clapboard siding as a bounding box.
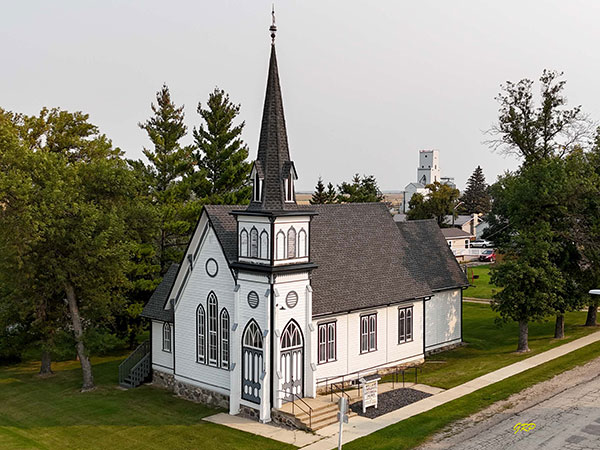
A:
[152,320,173,373]
[174,223,235,392]
[314,301,425,383]
[425,289,462,351]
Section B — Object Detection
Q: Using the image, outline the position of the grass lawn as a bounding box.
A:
[463,264,497,299]
[346,339,600,450]
[0,356,293,450]
[384,302,597,389]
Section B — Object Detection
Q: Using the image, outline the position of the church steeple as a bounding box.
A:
[248,14,298,212]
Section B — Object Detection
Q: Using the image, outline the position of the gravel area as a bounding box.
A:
[350,387,432,419]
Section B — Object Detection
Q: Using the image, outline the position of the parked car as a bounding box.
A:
[471,239,494,248]
[479,249,496,262]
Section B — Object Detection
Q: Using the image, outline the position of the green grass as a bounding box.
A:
[0,356,293,450]
[463,264,497,299]
[384,302,597,389]
[346,339,600,450]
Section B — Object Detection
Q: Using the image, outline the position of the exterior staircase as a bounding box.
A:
[118,340,151,388]
[277,396,358,431]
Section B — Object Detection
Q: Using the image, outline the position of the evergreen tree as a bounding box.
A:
[310,177,328,204]
[192,87,252,205]
[337,174,384,203]
[325,182,337,204]
[138,84,194,274]
[459,166,491,214]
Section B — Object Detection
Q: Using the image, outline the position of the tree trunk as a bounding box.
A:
[517,320,530,353]
[554,314,565,339]
[585,303,598,327]
[39,350,53,375]
[64,282,95,391]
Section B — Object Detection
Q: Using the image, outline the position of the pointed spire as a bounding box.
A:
[247,13,297,212]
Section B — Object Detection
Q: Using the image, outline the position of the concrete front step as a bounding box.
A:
[284,401,357,431]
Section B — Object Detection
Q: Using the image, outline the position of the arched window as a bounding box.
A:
[281,320,303,349]
[162,322,171,352]
[276,231,286,260]
[250,227,259,258]
[220,309,230,369]
[287,227,297,259]
[243,321,263,349]
[298,229,307,258]
[196,305,205,363]
[207,292,218,366]
[240,229,248,257]
[260,230,269,259]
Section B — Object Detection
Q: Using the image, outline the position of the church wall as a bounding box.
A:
[174,224,235,392]
[151,320,173,373]
[271,271,310,406]
[425,289,461,352]
[237,215,271,264]
[273,217,310,265]
[313,301,425,385]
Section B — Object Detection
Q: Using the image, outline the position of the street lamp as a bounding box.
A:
[590,290,600,296]
[452,201,464,227]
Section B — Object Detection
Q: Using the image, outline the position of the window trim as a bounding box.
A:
[250,227,259,258]
[239,228,248,257]
[207,292,218,367]
[196,305,205,363]
[398,305,414,344]
[360,313,377,354]
[162,322,172,353]
[317,321,336,364]
[220,308,230,369]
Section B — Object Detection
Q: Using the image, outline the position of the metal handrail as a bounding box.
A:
[329,381,351,403]
[277,390,313,429]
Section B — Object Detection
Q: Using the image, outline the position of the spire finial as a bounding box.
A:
[269,4,277,44]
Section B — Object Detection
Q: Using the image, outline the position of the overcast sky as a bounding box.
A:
[2,1,599,191]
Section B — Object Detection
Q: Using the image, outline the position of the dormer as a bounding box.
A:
[250,162,264,203]
[283,162,297,203]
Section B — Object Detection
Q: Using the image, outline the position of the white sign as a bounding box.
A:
[361,378,379,413]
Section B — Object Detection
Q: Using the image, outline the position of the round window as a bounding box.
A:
[247,291,259,309]
[286,291,298,309]
[205,258,218,277]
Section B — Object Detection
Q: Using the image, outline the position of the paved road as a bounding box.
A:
[440,373,600,450]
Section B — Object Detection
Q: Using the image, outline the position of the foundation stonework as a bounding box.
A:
[151,370,229,409]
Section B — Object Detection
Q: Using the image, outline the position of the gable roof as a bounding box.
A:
[300,203,431,316]
[205,203,432,317]
[396,219,468,291]
[140,263,179,322]
[441,228,473,239]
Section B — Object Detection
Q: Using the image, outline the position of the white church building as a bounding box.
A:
[136,23,468,427]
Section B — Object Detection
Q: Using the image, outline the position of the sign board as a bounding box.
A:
[359,375,380,413]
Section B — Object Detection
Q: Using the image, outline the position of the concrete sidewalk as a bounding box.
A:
[300,329,600,449]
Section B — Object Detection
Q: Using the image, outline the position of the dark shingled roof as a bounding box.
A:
[204,205,239,265]
[140,263,179,322]
[205,203,432,317]
[396,219,469,292]
[247,43,298,212]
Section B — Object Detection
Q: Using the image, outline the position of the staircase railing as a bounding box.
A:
[277,390,313,429]
[118,340,150,387]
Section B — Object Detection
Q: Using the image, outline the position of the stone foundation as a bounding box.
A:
[238,404,260,421]
[152,370,229,409]
[425,341,464,356]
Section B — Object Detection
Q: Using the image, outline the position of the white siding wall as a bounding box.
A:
[313,301,425,384]
[174,224,235,394]
[425,289,462,351]
[237,215,271,264]
[152,320,173,373]
[273,216,310,265]
[272,271,310,406]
